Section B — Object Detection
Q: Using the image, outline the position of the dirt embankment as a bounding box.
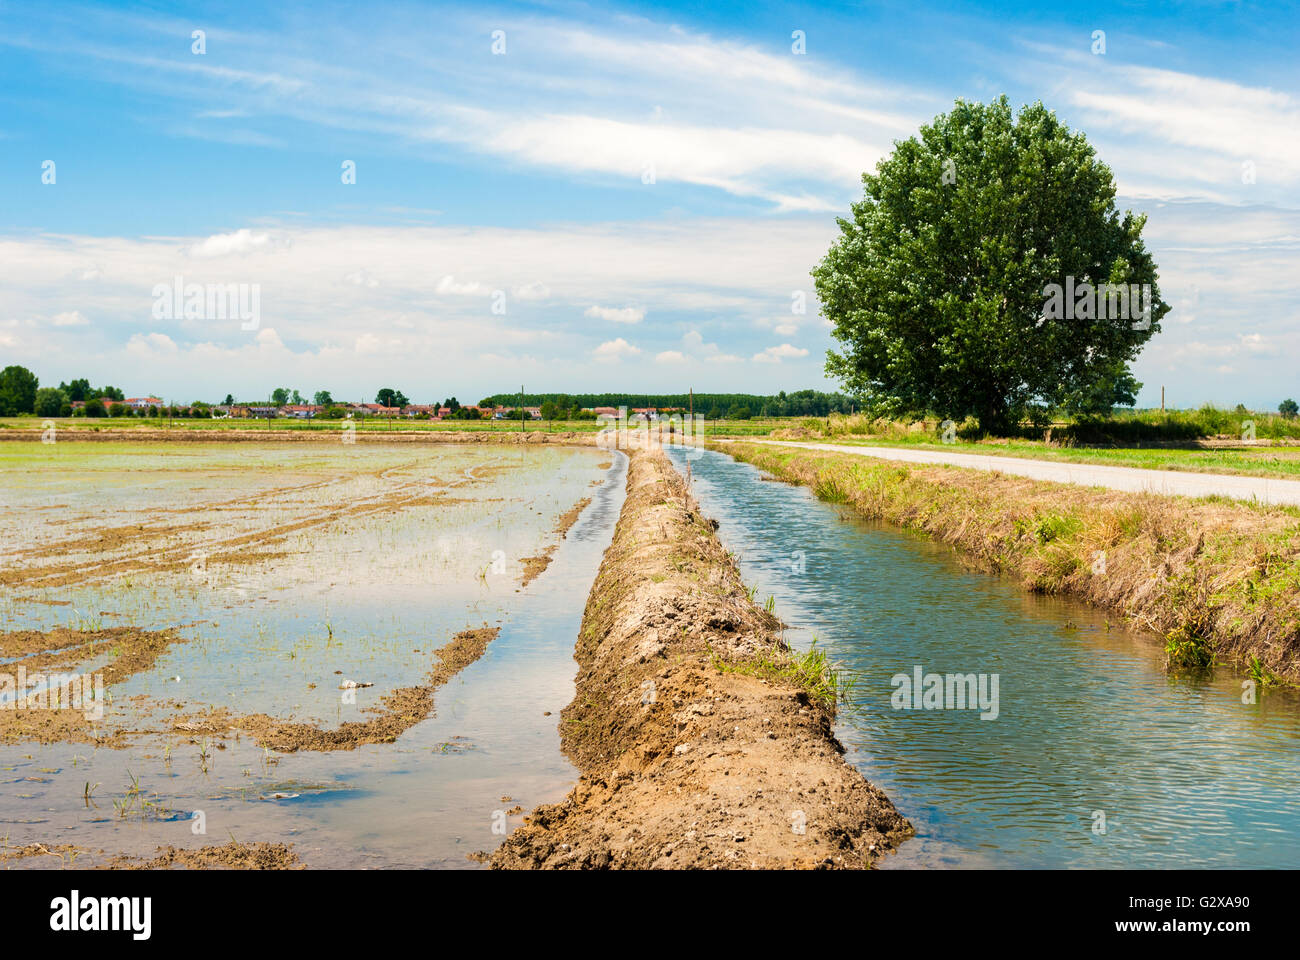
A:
[520,496,594,587]
[723,442,1300,683]
[491,445,910,869]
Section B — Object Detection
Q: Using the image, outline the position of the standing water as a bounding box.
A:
[668,446,1300,868]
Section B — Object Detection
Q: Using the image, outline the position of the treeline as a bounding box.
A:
[0,366,128,417]
[479,389,857,419]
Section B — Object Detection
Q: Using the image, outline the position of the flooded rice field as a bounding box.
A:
[0,441,624,868]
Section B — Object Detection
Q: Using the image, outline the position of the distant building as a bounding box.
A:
[492,406,538,420]
[282,404,322,419]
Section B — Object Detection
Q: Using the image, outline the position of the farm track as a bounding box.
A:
[730,439,1300,507]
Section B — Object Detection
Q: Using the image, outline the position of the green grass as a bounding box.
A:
[712,636,856,710]
[799,436,1300,480]
[725,440,1300,684]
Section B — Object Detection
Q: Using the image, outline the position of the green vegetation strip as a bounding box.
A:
[722,441,1300,686]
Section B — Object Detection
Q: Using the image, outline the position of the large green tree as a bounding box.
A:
[35,387,68,417]
[0,365,39,415]
[816,97,1168,433]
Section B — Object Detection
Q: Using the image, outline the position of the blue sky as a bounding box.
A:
[1,0,1297,406]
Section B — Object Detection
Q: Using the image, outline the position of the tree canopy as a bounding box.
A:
[0,365,38,416]
[816,96,1168,432]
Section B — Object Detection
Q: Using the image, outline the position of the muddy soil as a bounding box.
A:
[1,839,301,870]
[170,626,499,751]
[1,626,188,745]
[491,445,910,869]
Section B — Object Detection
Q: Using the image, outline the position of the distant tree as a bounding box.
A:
[1280,399,1299,419]
[817,96,1166,433]
[60,378,91,402]
[91,385,124,402]
[0,365,39,415]
[376,387,399,407]
[35,387,68,417]
[224,393,235,406]
[441,397,460,412]
[271,387,291,406]
[726,404,752,420]
[314,390,333,407]
[83,398,106,418]
[108,402,127,417]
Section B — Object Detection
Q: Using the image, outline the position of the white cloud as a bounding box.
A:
[592,337,640,359]
[757,315,802,337]
[51,310,89,327]
[186,229,276,258]
[655,349,686,363]
[513,281,551,301]
[254,327,284,349]
[681,329,744,364]
[345,270,379,288]
[436,275,483,295]
[355,332,401,354]
[584,304,645,324]
[467,114,877,210]
[8,9,926,211]
[126,332,179,355]
[753,343,809,363]
[1071,66,1300,188]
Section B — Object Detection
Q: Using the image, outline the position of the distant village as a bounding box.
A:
[64,396,674,422]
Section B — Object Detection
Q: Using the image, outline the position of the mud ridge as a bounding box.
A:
[491,444,910,869]
[172,625,499,752]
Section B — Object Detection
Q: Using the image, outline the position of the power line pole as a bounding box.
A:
[687,387,694,486]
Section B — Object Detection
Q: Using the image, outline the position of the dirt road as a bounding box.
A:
[724,440,1300,507]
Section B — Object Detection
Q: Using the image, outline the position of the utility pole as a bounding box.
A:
[1161,386,1165,413]
[520,384,525,433]
[687,387,694,486]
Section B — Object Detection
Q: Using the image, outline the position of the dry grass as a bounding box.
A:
[724,442,1300,683]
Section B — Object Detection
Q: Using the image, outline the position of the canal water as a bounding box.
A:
[667,446,1300,868]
